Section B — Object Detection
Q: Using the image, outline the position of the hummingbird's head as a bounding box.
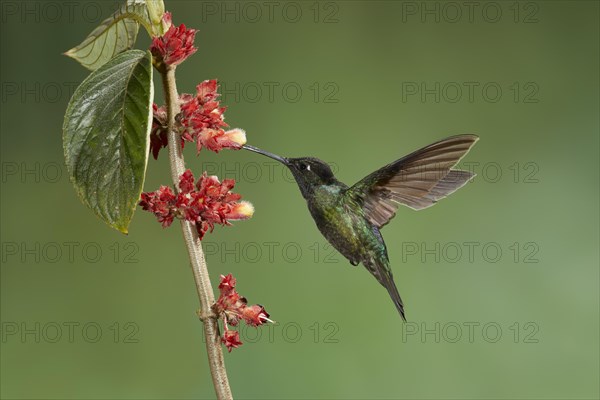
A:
[243,145,337,198]
[285,157,336,196]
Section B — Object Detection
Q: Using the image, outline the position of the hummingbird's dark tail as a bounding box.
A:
[364,257,406,321]
[382,272,407,322]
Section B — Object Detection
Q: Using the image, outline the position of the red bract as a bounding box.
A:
[218,273,237,293]
[150,104,168,160]
[178,80,247,153]
[139,186,176,228]
[139,170,253,239]
[179,169,195,193]
[222,330,242,353]
[214,274,271,352]
[150,12,197,67]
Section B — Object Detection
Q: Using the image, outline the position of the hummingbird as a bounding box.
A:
[243,135,479,320]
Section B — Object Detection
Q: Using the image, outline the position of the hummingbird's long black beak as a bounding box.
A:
[243,144,288,165]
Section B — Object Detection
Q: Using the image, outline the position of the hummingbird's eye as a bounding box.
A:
[299,163,308,170]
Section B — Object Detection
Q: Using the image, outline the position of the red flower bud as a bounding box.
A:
[222,330,242,353]
[150,13,197,66]
[178,169,196,193]
[241,305,271,327]
[218,273,237,293]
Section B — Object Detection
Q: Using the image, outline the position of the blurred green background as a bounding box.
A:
[1,1,598,399]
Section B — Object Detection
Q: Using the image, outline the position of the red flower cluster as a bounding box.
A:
[150,12,197,67]
[149,81,246,159]
[214,274,271,352]
[139,170,253,239]
[144,9,263,358]
[179,80,246,154]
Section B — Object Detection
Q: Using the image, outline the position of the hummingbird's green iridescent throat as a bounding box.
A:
[243,135,479,321]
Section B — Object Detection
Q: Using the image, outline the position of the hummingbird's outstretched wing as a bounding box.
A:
[347,135,478,228]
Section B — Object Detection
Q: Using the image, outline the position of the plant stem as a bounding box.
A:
[161,65,233,400]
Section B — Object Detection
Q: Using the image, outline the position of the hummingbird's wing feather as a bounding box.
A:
[347,135,478,228]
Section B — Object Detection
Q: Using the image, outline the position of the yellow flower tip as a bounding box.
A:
[224,128,247,146]
[230,201,254,220]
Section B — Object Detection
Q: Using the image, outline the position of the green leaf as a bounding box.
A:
[146,0,166,26]
[64,0,166,71]
[63,50,154,234]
